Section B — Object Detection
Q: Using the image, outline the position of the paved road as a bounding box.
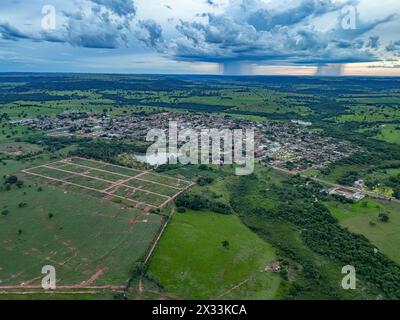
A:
[270,165,400,205]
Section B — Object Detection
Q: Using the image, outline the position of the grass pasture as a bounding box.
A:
[0,157,192,298]
[326,199,400,265]
[148,210,281,300]
[0,183,164,296]
[336,105,400,123]
[373,124,400,144]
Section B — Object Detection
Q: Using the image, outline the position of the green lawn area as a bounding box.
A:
[148,210,281,300]
[349,97,400,104]
[320,164,364,183]
[215,112,269,122]
[326,198,384,221]
[301,168,320,177]
[374,124,400,144]
[336,105,400,123]
[326,199,400,265]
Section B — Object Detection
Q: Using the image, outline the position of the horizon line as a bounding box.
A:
[1,71,400,78]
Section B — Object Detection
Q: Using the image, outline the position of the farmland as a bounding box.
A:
[336,105,400,123]
[373,124,400,144]
[326,199,400,265]
[147,210,281,300]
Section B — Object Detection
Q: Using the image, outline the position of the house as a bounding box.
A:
[328,187,365,201]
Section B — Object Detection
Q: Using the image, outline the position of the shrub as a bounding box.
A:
[197,176,214,186]
[378,213,390,223]
[18,202,27,208]
[5,176,18,185]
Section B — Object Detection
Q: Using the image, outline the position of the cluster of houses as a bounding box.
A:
[255,121,359,171]
[11,110,357,172]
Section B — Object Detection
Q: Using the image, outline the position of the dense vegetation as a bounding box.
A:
[71,140,149,163]
[229,173,400,299]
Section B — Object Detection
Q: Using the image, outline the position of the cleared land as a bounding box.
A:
[0,185,163,295]
[22,157,193,211]
[148,210,281,300]
[0,157,194,297]
[326,198,400,265]
[0,142,42,156]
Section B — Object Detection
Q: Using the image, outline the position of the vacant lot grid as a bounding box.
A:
[22,157,193,210]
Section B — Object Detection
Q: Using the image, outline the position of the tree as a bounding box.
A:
[5,175,18,185]
[221,240,230,249]
[197,176,214,186]
[379,213,390,223]
[18,202,27,208]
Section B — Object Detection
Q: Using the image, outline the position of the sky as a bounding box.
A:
[0,0,400,75]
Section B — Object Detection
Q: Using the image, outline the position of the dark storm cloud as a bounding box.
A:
[137,20,164,48]
[58,0,136,48]
[0,21,66,44]
[163,0,396,66]
[1,0,136,49]
[366,35,380,49]
[204,0,218,7]
[0,22,30,41]
[246,0,348,31]
[90,0,136,17]
[62,6,130,49]
[386,40,400,52]
[0,0,398,67]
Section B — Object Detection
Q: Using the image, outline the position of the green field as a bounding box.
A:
[326,198,400,264]
[374,124,400,144]
[148,210,281,300]
[336,105,400,123]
